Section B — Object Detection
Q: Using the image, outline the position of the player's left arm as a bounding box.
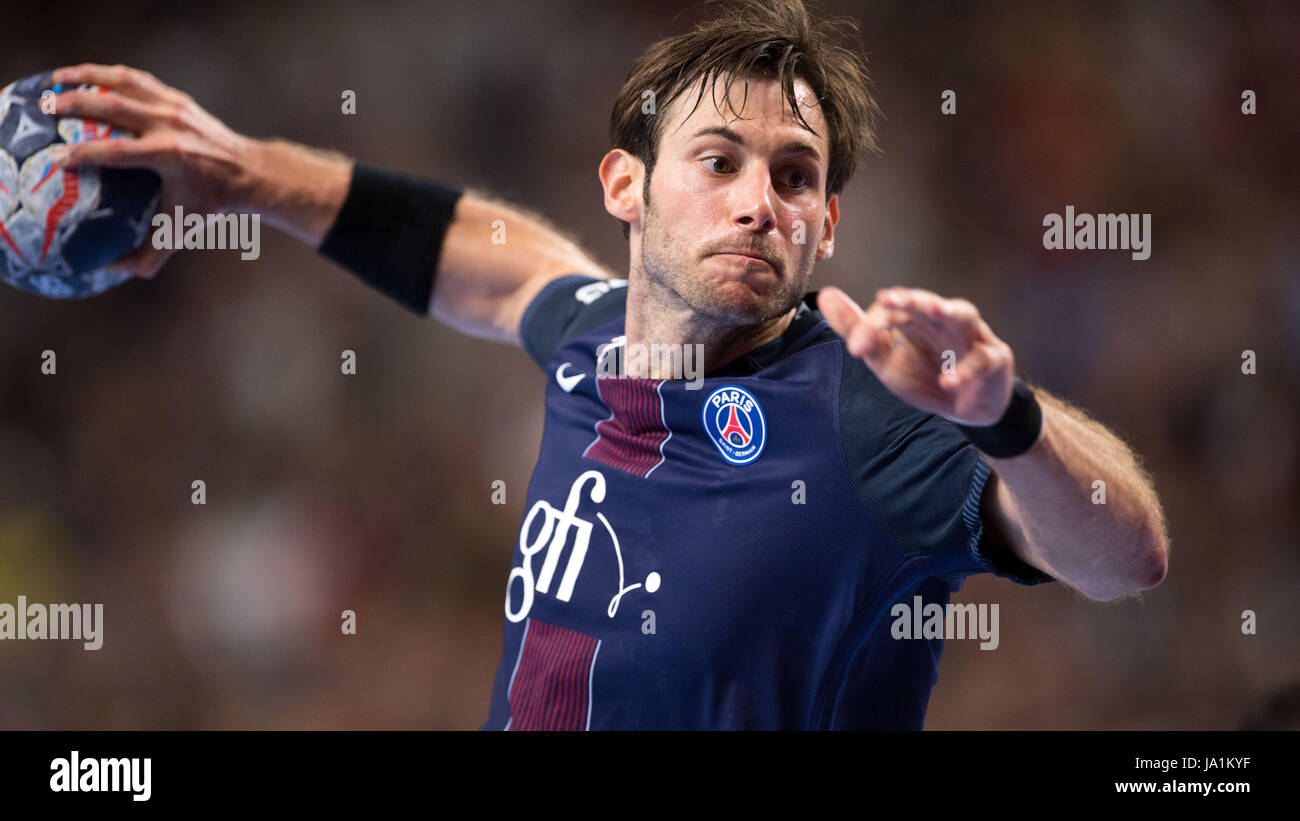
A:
[818,285,1169,602]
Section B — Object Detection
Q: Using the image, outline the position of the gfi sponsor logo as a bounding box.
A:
[506,470,660,623]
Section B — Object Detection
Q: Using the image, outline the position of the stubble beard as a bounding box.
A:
[638,184,811,328]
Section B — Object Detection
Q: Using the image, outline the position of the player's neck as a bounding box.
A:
[623,284,797,379]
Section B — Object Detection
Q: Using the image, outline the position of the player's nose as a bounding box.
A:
[730,165,777,233]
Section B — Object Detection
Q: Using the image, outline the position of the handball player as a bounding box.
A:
[48,0,1169,729]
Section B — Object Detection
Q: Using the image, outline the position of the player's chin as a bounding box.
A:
[706,280,797,322]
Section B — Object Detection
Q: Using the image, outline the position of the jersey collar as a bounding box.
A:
[704,291,828,378]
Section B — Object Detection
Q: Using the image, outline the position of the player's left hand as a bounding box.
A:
[818,285,1014,426]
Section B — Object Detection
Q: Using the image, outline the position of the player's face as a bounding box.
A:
[640,76,838,325]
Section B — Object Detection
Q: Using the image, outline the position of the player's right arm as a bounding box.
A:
[48,63,613,346]
[425,186,616,346]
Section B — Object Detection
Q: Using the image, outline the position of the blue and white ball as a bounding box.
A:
[0,71,160,299]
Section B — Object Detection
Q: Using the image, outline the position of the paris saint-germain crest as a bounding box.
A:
[702,386,766,465]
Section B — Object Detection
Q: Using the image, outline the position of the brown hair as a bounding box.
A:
[609,0,882,237]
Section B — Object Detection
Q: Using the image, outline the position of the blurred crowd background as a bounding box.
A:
[0,0,1296,729]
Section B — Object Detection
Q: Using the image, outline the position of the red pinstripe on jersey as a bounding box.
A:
[506,618,601,731]
[584,376,670,479]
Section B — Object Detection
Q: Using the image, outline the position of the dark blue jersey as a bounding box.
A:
[483,275,1053,730]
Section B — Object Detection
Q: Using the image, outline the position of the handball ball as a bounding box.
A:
[0,71,161,299]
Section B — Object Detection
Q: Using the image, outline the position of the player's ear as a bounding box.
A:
[600,149,643,226]
[816,193,838,261]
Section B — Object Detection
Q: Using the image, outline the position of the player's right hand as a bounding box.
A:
[47,63,255,279]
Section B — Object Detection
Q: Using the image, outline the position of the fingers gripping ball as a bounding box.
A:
[0,71,161,299]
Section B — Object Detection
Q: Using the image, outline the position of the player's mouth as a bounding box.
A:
[713,250,779,272]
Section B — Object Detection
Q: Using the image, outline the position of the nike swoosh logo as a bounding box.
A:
[556,363,586,393]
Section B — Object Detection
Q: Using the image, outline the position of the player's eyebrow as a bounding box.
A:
[690,126,823,163]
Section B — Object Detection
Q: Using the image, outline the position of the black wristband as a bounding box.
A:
[318,163,463,315]
[954,377,1043,458]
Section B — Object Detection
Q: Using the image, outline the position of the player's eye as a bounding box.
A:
[783,168,813,190]
[702,156,734,174]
